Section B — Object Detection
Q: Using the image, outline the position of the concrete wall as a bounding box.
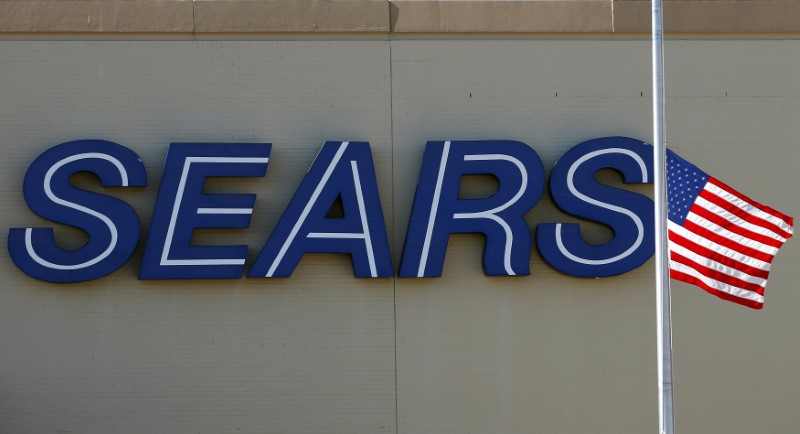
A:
[1,31,799,434]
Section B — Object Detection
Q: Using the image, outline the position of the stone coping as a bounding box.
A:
[1,0,799,34]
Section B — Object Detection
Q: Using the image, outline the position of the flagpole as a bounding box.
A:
[652,0,675,433]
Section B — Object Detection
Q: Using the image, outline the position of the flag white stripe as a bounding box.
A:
[669,243,768,286]
[705,182,794,234]
[668,222,772,270]
[670,262,765,303]
[685,213,781,256]
[697,194,788,241]
[695,196,788,242]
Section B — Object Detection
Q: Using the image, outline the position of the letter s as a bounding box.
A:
[8,140,147,282]
[537,137,654,277]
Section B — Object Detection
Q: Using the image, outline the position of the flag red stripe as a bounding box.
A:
[669,252,765,295]
[698,189,793,239]
[682,219,776,263]
[690,205,784,248]
[668,230,770,279]
[708,177,795,228]
[670,269,764,310]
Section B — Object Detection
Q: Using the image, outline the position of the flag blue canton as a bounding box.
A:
[667,150,708,224]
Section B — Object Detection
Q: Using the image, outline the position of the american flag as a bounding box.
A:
[666,150,794,309]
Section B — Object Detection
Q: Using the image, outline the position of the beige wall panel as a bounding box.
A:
[659,40,800,434]
[390,39,800,434]
[1,37,800,434]
[390,40,656,434]
[0,41,395,434]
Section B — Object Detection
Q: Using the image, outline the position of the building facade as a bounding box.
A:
[1,1,799,433]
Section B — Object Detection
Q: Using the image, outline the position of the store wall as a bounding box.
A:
[1,37,799,434]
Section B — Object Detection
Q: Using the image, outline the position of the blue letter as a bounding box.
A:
[537,137,654,277]
[8,140,147,283]
[248,141,392,278]
[399,140,545,277]
[139,143,271,279]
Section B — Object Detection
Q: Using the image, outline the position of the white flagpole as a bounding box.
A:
[652,0,675,433]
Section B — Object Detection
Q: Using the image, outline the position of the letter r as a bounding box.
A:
[399,140,545,277]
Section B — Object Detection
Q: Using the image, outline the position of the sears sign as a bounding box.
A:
[8,137,654,283]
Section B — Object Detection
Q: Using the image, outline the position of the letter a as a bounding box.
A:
[248,141,393,278]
